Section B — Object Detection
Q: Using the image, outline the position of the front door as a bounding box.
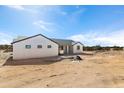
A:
[59,46,64,55]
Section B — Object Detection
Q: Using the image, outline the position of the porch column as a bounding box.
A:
[67,45,69,54]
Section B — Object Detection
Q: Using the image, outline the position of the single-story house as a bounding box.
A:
[11,34,83,60]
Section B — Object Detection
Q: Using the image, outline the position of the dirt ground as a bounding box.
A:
[0,50,124,88]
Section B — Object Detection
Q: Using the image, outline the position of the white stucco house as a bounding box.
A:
[11,34,83,60]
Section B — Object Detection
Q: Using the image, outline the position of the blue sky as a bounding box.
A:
[1,5,124,46]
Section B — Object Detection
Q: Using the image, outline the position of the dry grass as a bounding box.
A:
[0,50,11,66]
[0,51,124,87]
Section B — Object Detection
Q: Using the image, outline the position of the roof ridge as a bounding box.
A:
[11,34,59,45]
[51,38,74,41]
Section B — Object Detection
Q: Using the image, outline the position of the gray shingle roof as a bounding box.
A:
[12,34,82,46]
[51,38,75,46]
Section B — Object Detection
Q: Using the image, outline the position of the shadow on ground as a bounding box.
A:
[3,52,94,66]
[3,56,63,66]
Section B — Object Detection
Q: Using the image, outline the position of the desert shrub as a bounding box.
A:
[0,45,12,52]
[83,45,123,51]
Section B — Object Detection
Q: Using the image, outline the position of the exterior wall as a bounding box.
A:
[13,36,59,60]
[73,43,83,54]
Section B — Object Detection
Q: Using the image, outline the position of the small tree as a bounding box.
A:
[93,45,102,51]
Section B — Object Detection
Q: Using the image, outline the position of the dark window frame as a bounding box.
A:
[25,45,31,49]
[37,45,42,48]
[47,45,52,48]
[77,46,80,50]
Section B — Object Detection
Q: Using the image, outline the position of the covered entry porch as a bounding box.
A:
[59,45,73,55]
[51,38,74,55]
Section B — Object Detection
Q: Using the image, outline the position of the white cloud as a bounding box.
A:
[36,20,54,25]
[7,5,25,10]
[74,8,86,15]
[5,5,67,35]
[0,32,13,44]
[33,20,55,32]
[60,11,67,15]
[76,6,80,9]
[67,29,124,46]
[6,5,67,23]
[6,5,39,15]
[68,7,86,23]
[68,34,85,42]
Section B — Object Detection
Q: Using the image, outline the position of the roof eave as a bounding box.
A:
[72,42,84,46]
[11,34,59,45]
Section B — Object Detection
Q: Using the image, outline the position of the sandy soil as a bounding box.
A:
[0,51,124,88]
[0,50,11,66]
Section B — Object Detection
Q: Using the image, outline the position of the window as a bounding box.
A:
[37,45,42,48]
[25,45,31,49]
[60,46,64,50]
[47,45,52,48]
[77,46,80,50]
